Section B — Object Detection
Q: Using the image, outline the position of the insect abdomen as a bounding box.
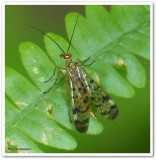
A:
[73,108,89,133]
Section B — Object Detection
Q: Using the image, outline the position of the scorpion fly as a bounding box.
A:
[30,14,118,133]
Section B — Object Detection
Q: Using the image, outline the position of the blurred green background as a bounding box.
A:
[5,5,150,153]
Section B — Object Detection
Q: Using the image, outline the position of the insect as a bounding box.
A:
[30,13,118,133]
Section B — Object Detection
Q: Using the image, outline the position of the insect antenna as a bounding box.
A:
[27,24,66,54]
[66,13,79,53]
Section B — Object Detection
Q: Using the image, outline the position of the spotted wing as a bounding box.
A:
[78,66,119,120]
[67,64,90,133]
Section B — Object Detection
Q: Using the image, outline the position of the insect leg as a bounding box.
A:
[84,60,95,67]
[44,67,56,83]
[77,57,90,64]
[78,57,95,67]
[88,107,97,119]
[43,71,60,93]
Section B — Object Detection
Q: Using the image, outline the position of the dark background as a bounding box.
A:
[5,5,150,153]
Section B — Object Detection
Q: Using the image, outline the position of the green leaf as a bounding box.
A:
[19,42,56,92]
[65,5,149,97]
[110,5,150,60]
[5,67,77,151]
[6,123,43,153]
[6,5,150,152]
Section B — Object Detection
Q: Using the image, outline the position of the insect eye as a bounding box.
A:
[60,54,64,58]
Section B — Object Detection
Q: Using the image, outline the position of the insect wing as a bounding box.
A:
[78,66,119,120]
[67,64,90,133]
